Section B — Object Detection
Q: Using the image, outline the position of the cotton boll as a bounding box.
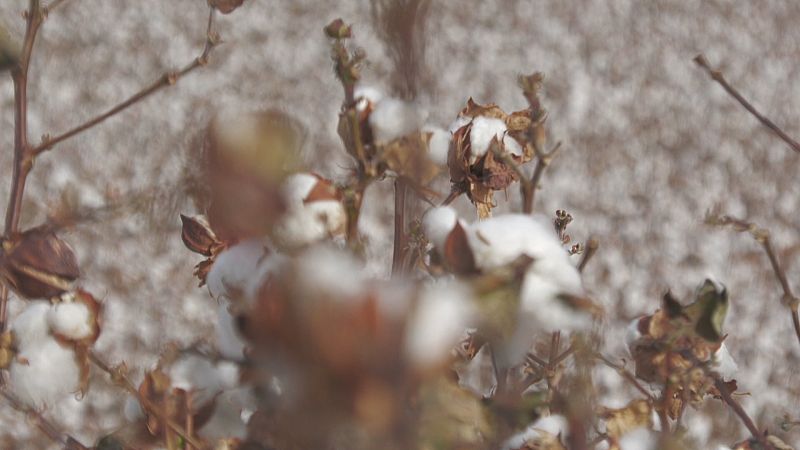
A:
[532,415,568,437]
[619,428,658,450]
[10,302,52,347]
[713,342,738,379]
[455,344,497,398]
[519,273,592,332]
[405,281,475,369]
[47,301,92,340]
[448,115,471,133]
[8,308,80,408]
[422,125,451,166]
[168,354,240,407]
[294,245,367,302]
[207,240,269,301]
[198,387,256,441]
[468,116,507,162]
[503,134,524,157]
[272,174,346,250]
[421,206,459,253]
[369,98,424,143]
[216,301,247,361]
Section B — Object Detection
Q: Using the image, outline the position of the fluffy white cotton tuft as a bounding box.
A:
[422,125,451,166]
[216,301,248,361]
[369,98,424,143]
[619,428,658,450]
[405,281,475,368]
[9,303,80,408]
[448,115,472,133]
[272,174,346,251]
[47,302,93,340]
[294,245,367,302]
[713,342,738,379]
[207,240,269,301]
[422,206,459,254]
[168,355,240,407]
[469,116,507,161]
[625,316,644,356]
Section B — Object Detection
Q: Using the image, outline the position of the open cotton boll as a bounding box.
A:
[448,115,472,133]
[168,354,240,407]
[8,305,81,408]
[422,125,451,166]
[47,301,92,340]
[272,173,346,250]
[294,245,367,302]
[625,316,644,356]
[207,239,269,301]
[216,301,248,360]
[10,302,52,347]
[369,97,424,143]
[405,281,475,369]
[619,428,658,450]
[519,273,592,332]
[422,206,459,254]
[713,342,738,379]
[468,116,507,161]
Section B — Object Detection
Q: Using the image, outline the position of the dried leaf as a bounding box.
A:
[378,132,441,186]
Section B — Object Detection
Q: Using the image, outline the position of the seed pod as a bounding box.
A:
[180,214,220,256]
[1,227,80,300]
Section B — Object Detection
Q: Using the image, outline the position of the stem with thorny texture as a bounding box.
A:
[88,351,206,449]
[694,54,800,154]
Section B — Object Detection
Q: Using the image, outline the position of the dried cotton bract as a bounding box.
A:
[271,173,346,251]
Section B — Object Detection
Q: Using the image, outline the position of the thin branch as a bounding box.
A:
[391,178,407,276]
[88,350,206,449]
[594,353,654,402]
[30,7,219,156]
[713,376,770,447]
[706,213,800,350]
[1,0,45,333]
[524,142,561,214]
[694,54,800,154]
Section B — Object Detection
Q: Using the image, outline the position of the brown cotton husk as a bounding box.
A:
[0,226,80,300]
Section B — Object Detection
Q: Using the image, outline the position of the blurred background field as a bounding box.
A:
[0,1,798,447]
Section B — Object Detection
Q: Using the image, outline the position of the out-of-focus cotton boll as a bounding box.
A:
[47,301,93,340]
[272,173,346,251]
[9,303,80,408]
[207,240,269,301]
[422,206,459,253]
[618,428,658,450]
[216,301,248,361]
[198,387,257,440]
[467,214,583,298]
[168,354,240,407]
[405,281,475,369]
[354,85,384,113]
[448,115,471,133]
[625,316,644,356]
[501,415,568,450]
[713,342,738,380]
[422,125,451,166]
[294,245,367,302]
[369,97,424,143]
